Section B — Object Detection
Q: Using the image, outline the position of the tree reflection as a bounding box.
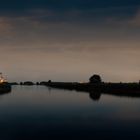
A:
[89,91,101,101]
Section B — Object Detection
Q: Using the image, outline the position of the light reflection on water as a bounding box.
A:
[0,86,140,139]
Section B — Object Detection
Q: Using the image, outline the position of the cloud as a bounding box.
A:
[0,1,139,52]
[0,0,139,20]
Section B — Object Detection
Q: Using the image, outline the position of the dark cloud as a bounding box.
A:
[0,0,139,18]
[0,0,139,9]
[0,0,139,46]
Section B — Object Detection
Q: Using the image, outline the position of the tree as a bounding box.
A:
[89,74,102,84]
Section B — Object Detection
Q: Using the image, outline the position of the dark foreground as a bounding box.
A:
[0,83,11,94]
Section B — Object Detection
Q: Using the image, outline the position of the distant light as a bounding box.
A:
[0,73,7,84]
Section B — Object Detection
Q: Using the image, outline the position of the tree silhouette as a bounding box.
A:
[89,74,102,84]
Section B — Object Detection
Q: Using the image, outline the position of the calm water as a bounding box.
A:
[1,86,140,140]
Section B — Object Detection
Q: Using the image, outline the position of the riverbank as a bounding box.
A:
[0,83,12,94]
[45,81,140,97]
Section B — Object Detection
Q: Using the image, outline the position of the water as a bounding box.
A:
[0,86,140,140]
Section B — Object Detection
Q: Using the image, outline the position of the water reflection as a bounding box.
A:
[89,91,140,101]
[0,86,140,139]
[0,88,11,95]
[89,91,101,101]
[47,86,140,102]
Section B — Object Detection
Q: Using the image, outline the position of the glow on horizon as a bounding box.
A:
[1,42,140,83]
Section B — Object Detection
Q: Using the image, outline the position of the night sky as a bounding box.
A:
[0,0,140,82]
